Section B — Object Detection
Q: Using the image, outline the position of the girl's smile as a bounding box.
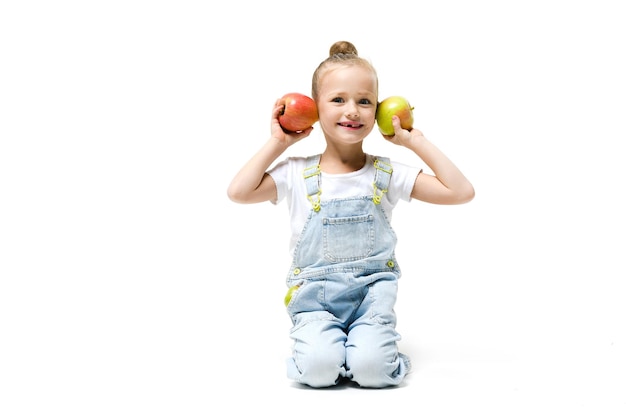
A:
[337,121,364,129]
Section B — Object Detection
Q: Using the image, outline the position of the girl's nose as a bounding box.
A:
[345,103,359,119]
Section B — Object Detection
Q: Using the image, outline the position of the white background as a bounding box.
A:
[1,1,625,416]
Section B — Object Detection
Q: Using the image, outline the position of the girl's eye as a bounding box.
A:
[359,99,372,105]
[331,97,344,103]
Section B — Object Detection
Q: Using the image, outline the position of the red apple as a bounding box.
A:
[376,96,414,136]
[278,92,318,132]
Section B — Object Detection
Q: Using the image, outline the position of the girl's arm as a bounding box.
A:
[384,116,475,205]
[227,100,313,204]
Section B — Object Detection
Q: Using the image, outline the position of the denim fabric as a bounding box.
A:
[284,158,411,388]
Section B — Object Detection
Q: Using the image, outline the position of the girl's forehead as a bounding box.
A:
[320,65,377,89]
[324,63,373,78]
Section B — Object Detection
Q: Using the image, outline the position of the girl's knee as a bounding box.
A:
[347,348,407,388]
[288,315,348,387]
[291,348,346,388]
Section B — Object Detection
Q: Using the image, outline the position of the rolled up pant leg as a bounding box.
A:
[286,312,347,388]
[345,322,410,388]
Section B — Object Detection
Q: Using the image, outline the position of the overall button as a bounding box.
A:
[293,267,301,275]
[386,260,395,268]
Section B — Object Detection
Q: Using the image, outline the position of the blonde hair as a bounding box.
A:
[311,41,378,101]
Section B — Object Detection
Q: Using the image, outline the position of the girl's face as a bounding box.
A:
[316,64,378,145]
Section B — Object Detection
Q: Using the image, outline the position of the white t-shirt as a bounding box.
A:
[268,154,421,255]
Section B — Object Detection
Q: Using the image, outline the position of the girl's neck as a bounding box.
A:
[320,144,366,174]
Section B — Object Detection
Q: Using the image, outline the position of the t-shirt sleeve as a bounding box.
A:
[267,159,290,205]
[389,159,422,203]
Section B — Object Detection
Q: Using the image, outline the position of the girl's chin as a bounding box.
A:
[329,138,367,147]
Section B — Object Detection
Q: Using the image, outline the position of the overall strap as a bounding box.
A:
[303,155,393,209]
[372,157,393,205]
[303,154,322,212]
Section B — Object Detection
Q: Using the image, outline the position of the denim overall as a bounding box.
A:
[285,155,411,388]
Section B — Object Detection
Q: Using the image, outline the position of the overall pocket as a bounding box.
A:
[322,214,374,262]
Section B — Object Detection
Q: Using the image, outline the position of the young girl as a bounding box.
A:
[227,41,474,388]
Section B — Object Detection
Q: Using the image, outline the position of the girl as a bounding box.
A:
[227,41,474,388]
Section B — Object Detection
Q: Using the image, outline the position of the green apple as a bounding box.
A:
[376,96,414,136]
[284,285,300,306]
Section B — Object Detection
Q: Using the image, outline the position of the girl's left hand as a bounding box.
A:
[381,116,424,147]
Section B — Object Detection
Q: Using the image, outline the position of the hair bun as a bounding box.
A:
[329,41,358,57]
